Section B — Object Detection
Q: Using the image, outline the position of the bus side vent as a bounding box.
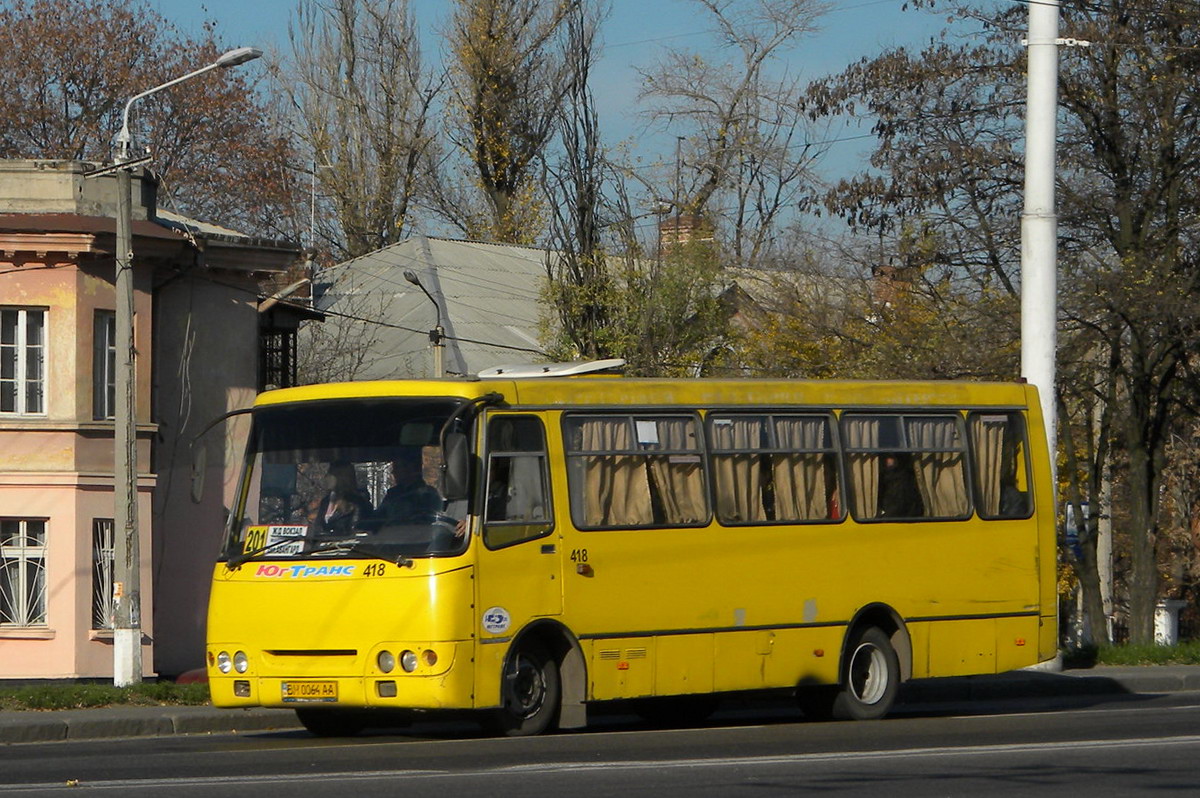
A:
[625,648,648,659]
[598,649,620,660]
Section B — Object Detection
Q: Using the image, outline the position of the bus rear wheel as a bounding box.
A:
[486,643,561,737]
[295,708,368,737]
[831,626,900,721]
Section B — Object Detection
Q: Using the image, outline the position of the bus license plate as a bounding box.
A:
[281,681,338,702]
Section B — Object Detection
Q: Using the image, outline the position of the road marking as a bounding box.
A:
[4,735,1200,791]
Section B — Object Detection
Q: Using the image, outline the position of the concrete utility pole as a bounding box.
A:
[110,47,261,687]
[1021,0,1060,478]
[112,161,140,687]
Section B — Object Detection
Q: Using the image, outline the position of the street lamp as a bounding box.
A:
[403,269,445,378]
[116,47,262,159]
[110,46,262,688]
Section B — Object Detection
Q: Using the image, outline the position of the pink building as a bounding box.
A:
[0,160,308,679]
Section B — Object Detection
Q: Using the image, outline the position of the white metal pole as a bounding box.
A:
[1021,0,1060,477]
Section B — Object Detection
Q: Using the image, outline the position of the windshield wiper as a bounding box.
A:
[226,536,304,569]
[308,538,416,569]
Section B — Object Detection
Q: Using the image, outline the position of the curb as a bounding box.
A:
[0,707,298,745]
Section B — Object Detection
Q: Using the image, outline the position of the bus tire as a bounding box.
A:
[486,642,561,737]
[295,708,368,737]
[831,626,900,721]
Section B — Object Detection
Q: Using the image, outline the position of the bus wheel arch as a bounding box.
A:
[487,620,586,735]
[832,604,908,720]
[844,604,911,682]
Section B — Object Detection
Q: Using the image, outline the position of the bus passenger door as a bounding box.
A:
[474,413,562,664]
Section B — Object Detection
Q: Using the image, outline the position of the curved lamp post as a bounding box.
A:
[111,47,261,687]
[404,269,445,378]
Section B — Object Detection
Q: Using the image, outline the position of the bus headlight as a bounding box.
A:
[400,650,418,673]
[233,651,249,674]
[377,650,396,674]
[421,649,438,667]
[216,651,232,674]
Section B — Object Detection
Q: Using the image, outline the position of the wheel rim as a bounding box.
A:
[509,653,546,718]
[847,641,889,705]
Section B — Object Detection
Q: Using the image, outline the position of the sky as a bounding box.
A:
[151,0,955,177]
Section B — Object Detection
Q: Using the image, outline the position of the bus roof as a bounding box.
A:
[253,376,1039,412]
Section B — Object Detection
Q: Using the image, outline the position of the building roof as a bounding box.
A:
[317,236,550,379]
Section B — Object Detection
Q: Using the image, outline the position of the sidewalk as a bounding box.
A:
[2,665,1199,744]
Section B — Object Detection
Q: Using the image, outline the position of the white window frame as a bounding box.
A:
[0,518,48,627]
[1,307,46,416]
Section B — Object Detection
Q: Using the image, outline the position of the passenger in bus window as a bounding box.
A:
[315,461,373,535]
[878,454,924,518]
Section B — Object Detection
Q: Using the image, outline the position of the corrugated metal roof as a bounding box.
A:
[317,236,551,379]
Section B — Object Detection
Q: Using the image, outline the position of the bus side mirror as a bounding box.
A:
[442,432,470,501]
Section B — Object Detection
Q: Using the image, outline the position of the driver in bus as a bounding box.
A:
[376,449,468,538]
[376,449,444,522]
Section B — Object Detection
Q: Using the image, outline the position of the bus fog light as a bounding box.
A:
[233,651,249,673]
[377,651,395,673]
[234,680,251,697]
[216,651,232,674]
[400,650,418,673]
[377,681,398,698]
[421,649,438,667]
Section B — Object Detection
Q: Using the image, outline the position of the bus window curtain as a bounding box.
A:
[772,417,829,521]
[971,415,1005,516]
[906,417,970,518]
[647,418,707,524]
[844,417,880,519]
[580,419,653,526]
[711,418,767,523]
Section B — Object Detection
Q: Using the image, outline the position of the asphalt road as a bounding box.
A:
[3,693,1199,796]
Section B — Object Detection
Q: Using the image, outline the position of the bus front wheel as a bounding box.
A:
[831,626,900,721]
[486,643,561,737]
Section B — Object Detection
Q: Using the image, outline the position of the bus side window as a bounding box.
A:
[484,416,553,548]
[842,414,970,521]
[969,412,1033,520]
[710,413,841,525]
[564,414,707,529]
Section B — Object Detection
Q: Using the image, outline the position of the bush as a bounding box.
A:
[0,681,210,711]
[1063,641,1200,667]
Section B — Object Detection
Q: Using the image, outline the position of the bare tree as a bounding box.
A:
[443,0,577,243]
[278,0,442,260]
[540,0,616,359]
[0,0,299,238]
[639,0,829,267]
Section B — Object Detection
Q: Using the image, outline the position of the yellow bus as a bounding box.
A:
[206,363,1057,736]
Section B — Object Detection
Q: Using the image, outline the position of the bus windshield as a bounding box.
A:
[224,398,469,564]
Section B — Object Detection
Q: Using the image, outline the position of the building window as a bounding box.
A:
[94,311,117,420]
[92,519,115,629]
[0,519,47,627]
[1,308,46,415]
[259,330,297,391]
